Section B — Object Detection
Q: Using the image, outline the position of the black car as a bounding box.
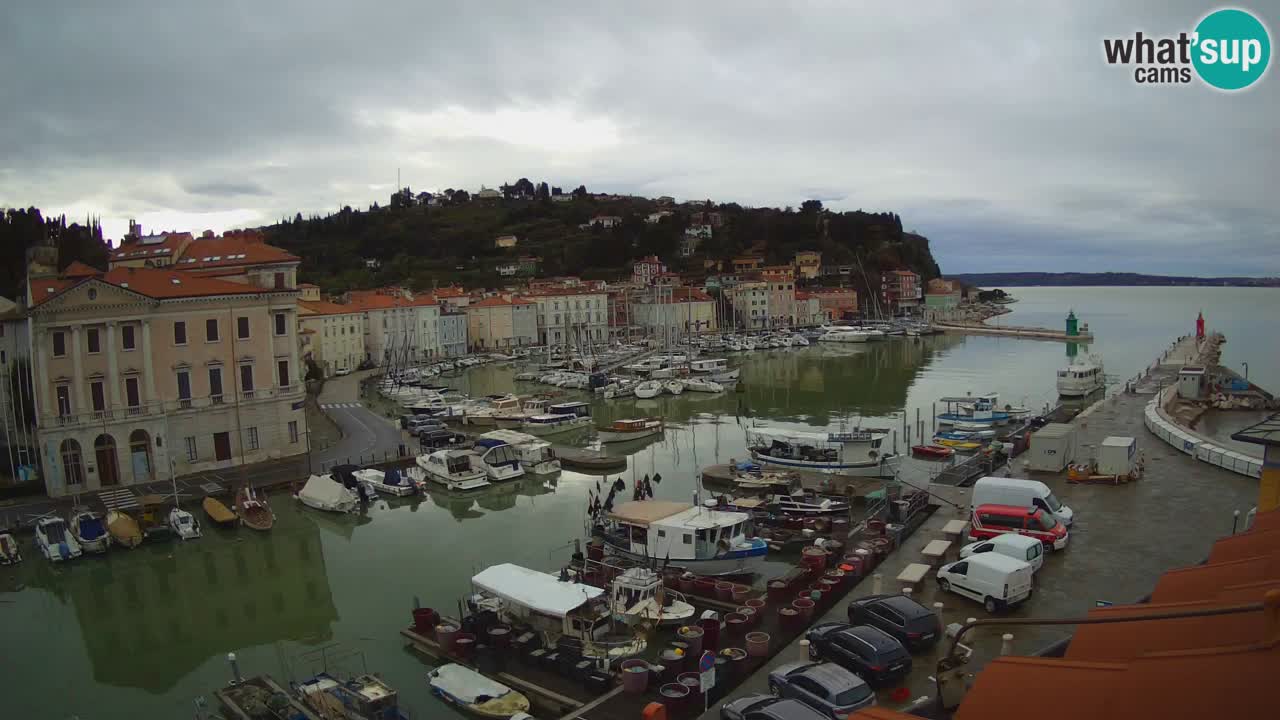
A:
[721,694,828,720]
[806,622,912,687]
[846,594,941,652]
[419,429,465,449]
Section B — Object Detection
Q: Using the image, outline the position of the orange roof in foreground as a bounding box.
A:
[953,510,1280,720]
[33,266,279,306]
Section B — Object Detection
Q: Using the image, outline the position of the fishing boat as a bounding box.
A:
[137,495,173,539]
[353,467,417,496]
[936,395,1010,427]
[609,566,697,628]
[1057,355,1106,397]
[35,516,82,562]
[682,378,723,393]
[689,358,740,382]
[597,417,664,444]
[169,507,203,540]
[469,563,646,665]
[202,496,240,527]
[664,379,685,395]
[0,532,20,564]
[69,508,111,554]
[235,487,276,531]
[478,430,560,475]
[471,439,526,482]
[297,474,359,513]
[215,674,319,720]
[294,672,409,720]
[106,509,143,547]
[521,413,591,436]
[591,500,768,576]
[416,449,490,491]
[911,444,956,460]
[746,427,900,477]
[633,380,664,399]
[492,398,551,429]
[428,664,531,719]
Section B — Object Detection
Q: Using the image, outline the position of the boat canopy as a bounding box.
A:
[608,500,692,527]
[78,515,106,540]
[480,429,545,447]
[299,475,352,506]
[429,664,512,705]
[472,563,603,618]
[474,438,509,449]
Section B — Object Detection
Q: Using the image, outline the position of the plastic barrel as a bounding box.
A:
[412,608,440,635]
[768,580,789,603]
[677,671,702,699]
[677,625,704,657]
[745,631,771,657]
[732,584,752,603]
[486,624,512,648]
[778,606,800,631]
[453,632,476,659]
[699,616,721,652]
[678,573,697,593]
[725,612,749,638]
[736,606,757,627]
[620,659,651,694]
[715,581,735,601]
[793,597,815,622]
[435,623,460,652]
[659,683,690,709]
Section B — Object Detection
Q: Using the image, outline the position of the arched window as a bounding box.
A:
[60,439,85,487]
[129,429,153,483]
[95,434,120,487]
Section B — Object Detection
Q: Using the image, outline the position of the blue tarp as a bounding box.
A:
[474,438,507,449]
[384,468,404,486]
[78,516,106,541]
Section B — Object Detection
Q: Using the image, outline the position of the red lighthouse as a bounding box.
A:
[1196,311,1205,340]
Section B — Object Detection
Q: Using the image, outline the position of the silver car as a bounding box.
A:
[722,694,829,720]
[767,661,875,719]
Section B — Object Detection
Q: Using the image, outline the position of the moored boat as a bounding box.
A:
[137,495,173,539]
[69,508,111,554]
[106,509,144,548]
[682,378,723,393]
[169,507,203,540]
[911,444,956,459]
[35,516,82,562]
[664,379,684,395]
[1057,355,1105,397]
[633,380,664,399]
[597,417,664,444]
[294,671,409,720]
[235,487,275,531]
[478,429,561,475]
[296,474,359,513]
[471,439,526,482]
[746,426,900,478]
[202,496,240,527]
[609,565,696,628]
[0,532,21,564]
[933,436,982,452]
[592,500,768,577]
[415,449,490,491]
[428,663,531,719]
[521,413,591,436]
[353,467,418,496]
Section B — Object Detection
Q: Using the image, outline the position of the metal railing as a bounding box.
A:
[39,386,307,429]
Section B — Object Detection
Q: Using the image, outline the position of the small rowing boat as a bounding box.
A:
[911,444,956,459]
[428,663,531,718]
[236,487,275,531]
[597,417,664,443]
[106,509,143,548]
[202,496,239,527]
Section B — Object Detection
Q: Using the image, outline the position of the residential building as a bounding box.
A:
[0,295,35,482]
[364,258,381,270]
[28,258,305,497]
[795,291,823,326]
[298,300,365,376]
[764,272,797,327]
[525,287,609,347]
[810,288,858,322]
[703,258,724,272]
[632,256,667,286]
[344,288,440,364]
[438,311,467,357]
[476,186,501,200]
[690,211,724,228]
[763,264,795,279]
[645,211,673,224]
[880,270,923,315]
[433,286,470,308]
[630,287,718,342]
[732,255,764,274]
[517,256,541,275]
[656,196,675,205]
[584,215,622,229]
[727,279,769,329]
[110,230,302,293]
[794,251,822,279]
[298,283,321,301]
[551,193,573,203]
[925,278,962,310]
[820,264,855,278]
[465,296,537,350]
[494,235,518,249]
[496,262,519,277]
[704,273,739,291]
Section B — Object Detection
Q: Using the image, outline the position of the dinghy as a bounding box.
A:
[296,474,359,513]
[597,418,664,443]
[664,380,685,395]
[353,467,418,496]
[106,509,144,548]
[633,380,663,399]
[202,496,239,527]
[428,664,531,719]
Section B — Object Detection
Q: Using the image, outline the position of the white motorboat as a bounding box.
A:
[1057,355,1105,397]
[664,380,685,395]
[471,439,527,482]
[69,509,111,554]
[479,429,561,474]
[493,398,551,429]
[35,516,82,562]
[609,566,697,628]
[416,449,490,491]
[689,358,740,381]
[296,474,359,513]
[353,467,418,496]
[683,378,723,393]
[747,426,901,477]
[0,532,21,564]
[633,380,664,399]
[597,417,665,443]
[521,413,592,436]
[937,394,1012,427]
[790,334,810,347]
[168,507,203,540]
[428,664,531,718]
[592,500,769,576]
[818,325,874,343]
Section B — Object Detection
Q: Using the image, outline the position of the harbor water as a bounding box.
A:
[2,285,1277,719]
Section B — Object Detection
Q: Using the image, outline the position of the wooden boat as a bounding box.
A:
[428,664,530,718]
[933,437,982,452]
[216,674,321,720]
[202,496,240,527]
[597,417,664,443]
[294,672,409,720]
[912,444,956,459]
[106,509,143,548]
[235,487,275,531]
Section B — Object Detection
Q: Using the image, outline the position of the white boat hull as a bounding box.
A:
[604,545,768,577]
[522,418,591,436]
[598,427,664,443]
[526,460,562,475]
[298,495,357,514]
[750,452,902,478]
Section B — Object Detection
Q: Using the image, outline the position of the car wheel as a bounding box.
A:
[938,578,951,593]
[808,643,819,660]
[984,596,998,613]
[769,683,780,697]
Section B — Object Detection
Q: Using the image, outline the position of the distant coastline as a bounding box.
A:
[950,272,1280,288]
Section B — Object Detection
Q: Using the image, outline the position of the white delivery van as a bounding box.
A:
[972,476,1074,527]
[959,534,1044,573]
[936,553,1034,613]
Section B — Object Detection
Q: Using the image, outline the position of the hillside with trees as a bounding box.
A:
[263,182,942,296]
[0,208,110,300]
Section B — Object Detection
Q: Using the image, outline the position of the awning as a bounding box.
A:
[472,564,603,618]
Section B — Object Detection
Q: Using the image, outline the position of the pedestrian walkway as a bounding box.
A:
[321,402,363,409]
[97,487,140,510]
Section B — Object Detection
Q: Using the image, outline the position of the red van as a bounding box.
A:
[968,503,1069,550]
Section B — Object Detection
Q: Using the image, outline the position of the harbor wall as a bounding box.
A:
[1145,379,1262,479]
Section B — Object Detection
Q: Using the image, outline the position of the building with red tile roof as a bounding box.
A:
[465,294,537,350]
[110,228,301,290]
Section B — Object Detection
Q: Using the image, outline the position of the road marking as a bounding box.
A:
[98,487,139,510]
[321,402,362,409]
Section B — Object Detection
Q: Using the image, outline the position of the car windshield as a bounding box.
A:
[833,683,873,706]
[1044,492,1063,512]
[1036,512,1059,531]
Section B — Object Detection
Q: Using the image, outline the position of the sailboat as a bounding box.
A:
[235,486,275,530]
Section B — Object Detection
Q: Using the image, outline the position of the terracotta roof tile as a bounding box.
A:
[171,234,298,270]
[62,261,102,278]
[32,267,279,306]
[299,300,364,316]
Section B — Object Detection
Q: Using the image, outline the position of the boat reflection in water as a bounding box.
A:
[422,474,561,520]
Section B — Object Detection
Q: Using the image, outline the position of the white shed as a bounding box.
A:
[1026,422,1077,472]
[1097,436,1137,475]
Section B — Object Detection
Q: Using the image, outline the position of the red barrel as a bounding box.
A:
[746,597,767,614]
[486,624,512,648]
[793,597,815,622]
[435,623,460,652]
[659,683,690,709]
[677,672,701,699]
[725,612,749,637]
[678,573,697,593]
[778,606,800,631]
[699,616,721,652]
[768,580,789,603]
[715,581,735,601]
[587,541,605,561]
[736,606,757,627]
[677,625,704,657]
[694,577,717,598]
[732,584,752,603]
[412,608,440,635]
[453,632,476,659]
[801,546,828,572]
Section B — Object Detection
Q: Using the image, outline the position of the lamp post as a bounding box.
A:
[1242,362,1249,381]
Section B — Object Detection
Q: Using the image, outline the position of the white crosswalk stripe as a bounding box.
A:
[321,402,362,409]
[98,487,139,510]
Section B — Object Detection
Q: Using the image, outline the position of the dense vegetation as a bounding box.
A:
[0,208,110,300]
[263,183,941,297]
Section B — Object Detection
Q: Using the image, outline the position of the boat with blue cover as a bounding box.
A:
[471,438,526,482]
[70,508,111,554]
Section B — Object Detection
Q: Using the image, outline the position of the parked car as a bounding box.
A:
[767,661,875,718]
[845,594,942,652]
[969,503,1069,550]
[959,533,1045,572]
[972,476,1074,526]
[334,367,352,376]
[937,552,1034,613]
[805,622,912,688]
[410,418,447,436]
[399,414,437,429]
[721,695,829,720]
[419,429,466,450]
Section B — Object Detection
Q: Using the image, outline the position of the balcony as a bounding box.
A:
[39,386,307,429]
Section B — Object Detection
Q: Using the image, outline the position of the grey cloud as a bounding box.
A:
[1,0,1276,274]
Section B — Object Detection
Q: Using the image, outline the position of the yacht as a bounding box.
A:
[592,500,768,576]
[746,426,900,477]
[35,516,82,562]
[415,449,490,491]
[471,438,526,482]
[478,429,561,474]
[1057,355,1106,397]
[634,380,664,399]
[597,417,665,443]
[69,508,111,554]
[818,325,875,343]
[522,413,592,436]
[353,467,418,496]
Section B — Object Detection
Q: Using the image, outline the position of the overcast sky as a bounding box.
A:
[2,1,1276,275]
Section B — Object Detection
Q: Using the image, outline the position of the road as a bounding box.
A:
[312,371,412,471]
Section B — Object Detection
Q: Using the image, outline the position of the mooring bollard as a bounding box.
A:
[872,573,882,594]
[933,601,944,617]
[798,639,810,661]
[1000,633,1014,655]
[902,587,913,599]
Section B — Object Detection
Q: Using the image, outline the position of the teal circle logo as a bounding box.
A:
[1192,8,1271,90]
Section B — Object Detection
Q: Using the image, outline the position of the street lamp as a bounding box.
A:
[1242,362,1249,381]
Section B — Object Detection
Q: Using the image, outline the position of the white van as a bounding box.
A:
[959,534,1044,573]
[936,553,1034,613]
[972,477,1074,527]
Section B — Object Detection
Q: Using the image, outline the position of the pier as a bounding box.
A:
[933,307,1094,343]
